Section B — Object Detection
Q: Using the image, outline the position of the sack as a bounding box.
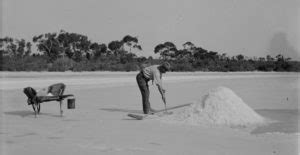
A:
[48,83,65,96]
[23,87,37,105]
[23,87,37,99]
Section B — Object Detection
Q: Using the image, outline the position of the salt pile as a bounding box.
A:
[161,87,265,127]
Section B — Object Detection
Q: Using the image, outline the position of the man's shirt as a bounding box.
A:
[142,65,162,87]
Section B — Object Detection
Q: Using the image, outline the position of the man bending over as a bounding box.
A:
[136,62,171,114]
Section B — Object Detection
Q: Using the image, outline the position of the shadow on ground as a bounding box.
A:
[4,110,62,118]
[100,108,143,114]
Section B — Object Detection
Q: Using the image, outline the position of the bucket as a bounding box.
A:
[67,98,75,109]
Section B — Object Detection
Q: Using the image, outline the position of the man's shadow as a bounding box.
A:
[100,108,143,114]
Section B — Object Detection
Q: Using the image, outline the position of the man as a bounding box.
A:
[136,62,171,114]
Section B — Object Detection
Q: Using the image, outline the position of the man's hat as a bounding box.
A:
[161,62,171,71]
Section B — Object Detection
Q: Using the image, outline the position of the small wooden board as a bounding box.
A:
[127,103,193,120]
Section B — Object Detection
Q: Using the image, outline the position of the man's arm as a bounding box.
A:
[157,84,166,104]
[153,69,166,103]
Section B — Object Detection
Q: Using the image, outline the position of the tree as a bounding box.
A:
[266,55,274,61]
[183,41,195,51]
[0,37,31,58]
[258,57,265,62]
[61,32,91,61]
[25,42,32,56]
[133,45,142,50]
[154,41,177,60]
[154,44,165,54]
[90,43,107,59]
[193,47,208,60]
[236,54,245,61]
[122,35,138,48]
[174,49,192,60]
[275,54,284,62]
[108,40,124,56]
[33,30,92,62]
[207,51,218,60]
[33,33,60,62]
[220,53,227,61]
[1,37,15,57]
[120,53,136,64]
[0,37,33,71]
[17,39,26,58]
[121,35,142,55]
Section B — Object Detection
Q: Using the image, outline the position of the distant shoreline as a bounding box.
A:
[1,71,299,78]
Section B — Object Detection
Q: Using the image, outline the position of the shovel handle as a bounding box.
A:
[164,101,168,112]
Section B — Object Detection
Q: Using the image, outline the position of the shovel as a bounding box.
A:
[163,97,173,115]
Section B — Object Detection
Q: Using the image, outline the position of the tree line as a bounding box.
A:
[1,30,299,72]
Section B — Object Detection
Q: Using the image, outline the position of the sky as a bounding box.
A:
[1,0,300,60]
